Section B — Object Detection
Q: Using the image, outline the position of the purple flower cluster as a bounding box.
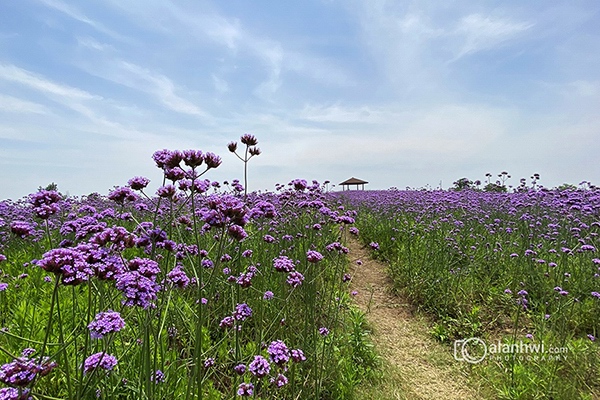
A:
[36,247,93,285]
[306,250,323,263]
[167,265,190,288]
[273,256,295,272]
[88,310,125,339]
[115,271,161,309]
[267,340,290,365]
[0,352,57,387]
[248,355,270,378]
[28,190,62,219]
[0,388,31,400]
[82,352,118,374]
[237,382,254,396]
[286,271,304,288]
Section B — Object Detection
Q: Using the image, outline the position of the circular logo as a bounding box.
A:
[460,337,487,364]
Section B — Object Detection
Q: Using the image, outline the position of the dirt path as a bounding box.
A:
[347,235,484,400]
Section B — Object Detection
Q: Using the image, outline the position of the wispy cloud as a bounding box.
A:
[0,94,49,114]
[0,63,99,100]
[451,14,534,60]
[118,62,211,118]
[37,0,130,42]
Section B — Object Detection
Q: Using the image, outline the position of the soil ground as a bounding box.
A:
[347,235,485,400]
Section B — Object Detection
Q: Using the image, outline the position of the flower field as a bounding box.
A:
[344,188,600,399]
[0,137,378,399]
[1,136,599,399]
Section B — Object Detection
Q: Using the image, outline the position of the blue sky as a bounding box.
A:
[1,0,599,200]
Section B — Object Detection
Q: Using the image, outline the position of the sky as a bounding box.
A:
[1,0,599,200]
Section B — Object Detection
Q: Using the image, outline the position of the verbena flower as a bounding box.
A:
[267,340,290,365]
[233,303,252,321]
[167,265,190,288]
[128,176,150,190]
[0,387,32,400]
[115,271,161,309]
[286,271,304,288]
[88,310,126,339]
[83,352,118,374]
[270,373,288,388]
[306,250,323,263]
[273,256,295,272]
[237,382,254,396]
[290,349,306,362]
[248,355,270,378]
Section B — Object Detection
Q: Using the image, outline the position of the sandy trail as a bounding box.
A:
[347,235,483,400]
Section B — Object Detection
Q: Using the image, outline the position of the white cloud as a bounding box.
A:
[0,63,99,100]
[37,0,130,42]
[0,94,49,114]
[451,14,534,60]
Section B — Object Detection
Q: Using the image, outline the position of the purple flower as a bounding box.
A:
[10,221,36,238]
[228,225,248,241]
[306,250,323,263]
[273,256,295,272]
[0,387,31,400]
[233,303,253,321]
[270,373,288,388]
[29,190,62,219]
[115,271,161,309]
[127,257,161,280]
[219,316,235,328]
[108,186,138,204]
[183,149,204,167]
[234,364,246,375]
[286,271,304,288]
[242,249,253,258]
[263,291,274,300]
[204,358,215,368]
[319,327,329,336]
[167,265,190,288]
[88,310,125,339]
[0,358,39,387]
[263,234,276,243]
[588,334,596,342]
[36,247,93,286]
[128,176,150,190]
[204,152,222,169]
[83,352,118,374]
[151,369,165,383]
[369,242,380,250]
[248,355,270,378]
[240,134,258,146]
[591,292,600,298]
[267,340,290,365]
[0,283,7,292]
[156,184,177,198]
[290,349,306,362]
[237,382,254,396]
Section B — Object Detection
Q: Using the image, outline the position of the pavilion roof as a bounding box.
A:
[339,177,369,185]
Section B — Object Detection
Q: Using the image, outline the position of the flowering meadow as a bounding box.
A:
[0,136,378,399]
[343,187,600,399]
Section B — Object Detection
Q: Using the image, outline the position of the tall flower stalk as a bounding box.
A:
[228,134,261,200]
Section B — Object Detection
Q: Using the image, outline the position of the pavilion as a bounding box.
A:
[339,177,368,191]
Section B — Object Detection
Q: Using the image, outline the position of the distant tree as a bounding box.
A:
[38,182,59,192]
[483,182,507,193]
[556,183,577,191]
[452,178,475,191]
